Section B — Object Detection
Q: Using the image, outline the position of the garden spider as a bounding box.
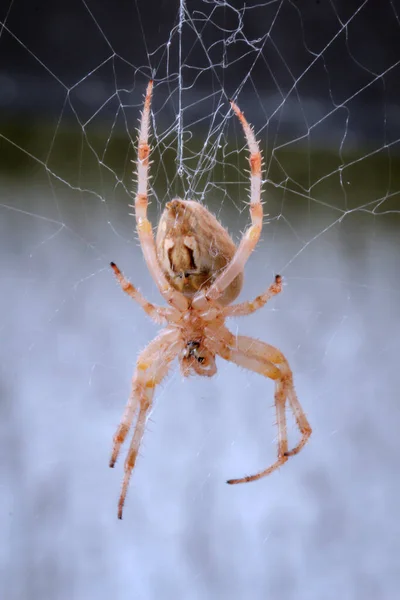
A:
[110,81,312,519]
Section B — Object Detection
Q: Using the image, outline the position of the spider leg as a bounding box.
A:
[109,378,139,470]
[192,100,263,310]
[205,328,311,483]
[233,335,312,457]
[227,378,289,484]
[223,275,282,318]
[134,81,188,312]
[110,262,179,324]
[283,388,312,457]
[109,328,181,518]
[117,387,150,520]
[109,328,179,467]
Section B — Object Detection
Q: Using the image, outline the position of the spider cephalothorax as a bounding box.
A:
[109,81,312,519]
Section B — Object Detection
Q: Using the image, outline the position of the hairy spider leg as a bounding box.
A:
[193,99,263,310]
[110,329,181,518]
[134,81,188,312]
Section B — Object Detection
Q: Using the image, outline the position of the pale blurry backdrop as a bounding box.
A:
[1,1,400,599]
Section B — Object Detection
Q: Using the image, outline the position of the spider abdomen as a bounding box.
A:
[156,199,243,305]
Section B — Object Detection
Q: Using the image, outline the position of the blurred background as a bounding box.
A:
[1,1,400,599]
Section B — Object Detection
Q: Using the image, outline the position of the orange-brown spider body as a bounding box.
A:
[110,81,311,519]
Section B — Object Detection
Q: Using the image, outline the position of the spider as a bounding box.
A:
[110,81,312,519]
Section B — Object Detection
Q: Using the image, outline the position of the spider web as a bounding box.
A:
[1,1,400,598]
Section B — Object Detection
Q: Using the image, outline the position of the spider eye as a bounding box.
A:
[197,356,205,364]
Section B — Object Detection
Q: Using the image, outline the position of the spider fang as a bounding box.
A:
[185,340,205,363]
